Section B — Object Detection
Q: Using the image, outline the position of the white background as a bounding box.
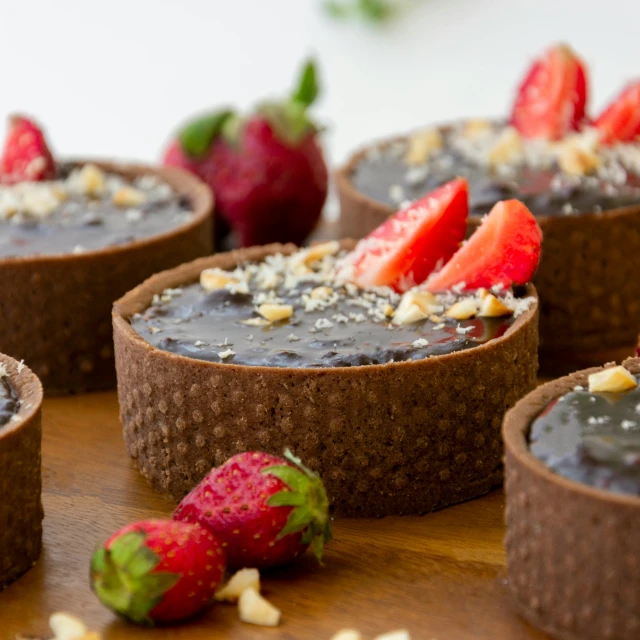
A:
[0,0,638,168]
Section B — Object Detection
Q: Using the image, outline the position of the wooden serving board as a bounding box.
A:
[0,391,551,639]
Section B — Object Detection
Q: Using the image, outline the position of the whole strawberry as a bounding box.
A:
[0,115,56,183]
[90,519,226,625]
[174,450,331,570]
[162,59,328,249]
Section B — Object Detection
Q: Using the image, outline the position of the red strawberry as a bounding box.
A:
[339,178,469,292]
[90,519,225,625]
[0,115,56,183]
[510,44,588,140]
[174,450,331,570]
[593,81,640,144]
[426,199,542,292]
[163,60,328,249]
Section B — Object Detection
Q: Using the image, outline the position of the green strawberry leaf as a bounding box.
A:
[179,109,234,158]
[279,505,316,538]
[292,59,319,108]
[267,490,308,508]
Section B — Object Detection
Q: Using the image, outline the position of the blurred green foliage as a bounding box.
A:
[324,0,396,23]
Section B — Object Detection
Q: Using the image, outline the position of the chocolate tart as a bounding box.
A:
[503,359,640,640]
[0,161,212,394]
[336,124,640,373]
[113,241,539,517]
[0,353,43,590]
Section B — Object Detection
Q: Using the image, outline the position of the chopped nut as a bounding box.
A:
[215,568,261,602]
[558,143,601,177]
[405,128,443,165]
[392,303,427,325]
[464,119,493,140]
[241,317,271,327]
[374,632,411,640]
[49,612,88,640]
[445,299,478,320]
[478,294,513,317]
[311,286,333,300]
[382,303,395,318]
[588,366,638,393]
[72,164,106,196]
[487,127,524,165]
[200,268,239,292]
[258,303,294,322]
[331,631,362,640]
[112,185,146,207]
[291,241,340,273]
[218,349,235,360]
[392,290,440,325]
[238,587,281,627]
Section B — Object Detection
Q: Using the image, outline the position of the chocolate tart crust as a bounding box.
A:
[0,161,213,395]
[0,354,43,590]
[503,358,640,640]
[113,241,539,517]
[336,130,640,374]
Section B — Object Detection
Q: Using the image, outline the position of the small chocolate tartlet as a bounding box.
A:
[0,353,43,590]
[503,359,640,640]
[0,161,212,394]
[113,241,539,517]
[337,122,640,373]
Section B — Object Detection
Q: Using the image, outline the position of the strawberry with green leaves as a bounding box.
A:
[90,519,225,625]
[163,59,328,249]
[174,450,331,570]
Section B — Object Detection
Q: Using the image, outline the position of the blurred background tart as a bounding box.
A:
[0,353,43,591]
[504,359,640,639]
[337,44,640,373]
[0,117,213,394]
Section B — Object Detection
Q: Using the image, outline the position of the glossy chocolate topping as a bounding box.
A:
[0,164,194,258]
[529,378,640,495]
[351,126,640,217]
[0,376,19,428]
[130,247,534,368]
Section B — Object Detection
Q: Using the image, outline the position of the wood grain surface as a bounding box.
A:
[0,391,551,639]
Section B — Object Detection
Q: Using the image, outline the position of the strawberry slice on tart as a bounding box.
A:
[426,199,542,292]
[339,177,468,292]
[510,44,588,140]
[593,80,640,144]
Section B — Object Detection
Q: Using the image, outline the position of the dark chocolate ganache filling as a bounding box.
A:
[0,164,194,258]
[351,124,640,217]
[131,247,534,368]
[0,375,20,428]
[530,377,640,496]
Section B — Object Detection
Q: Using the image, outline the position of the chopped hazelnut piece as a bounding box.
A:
[258,303,294,322]
[331,631,363,640]
[112,185,146,207]
[216,568,261,602]
[464,119,493,140]
[487,127,524,166]
[588,366,638,393]
[238,587,281,626]
[74,164,106,196]
[383,303,395,318]
[392,291,439,325]
[311,286,333,300]
[200,268,239,292]
[405,128,443,165]
[445,299,478,320]
[241,317,271,327]
[291,241,340,273]
[558,143,601,177]
[49,612,88,640]
[478,294,513,318]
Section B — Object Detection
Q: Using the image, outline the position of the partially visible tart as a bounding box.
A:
[337,44,640,372]
[0,353,43,590]
[503,359,640,640]
[114,239,539,516]
[0,159,212,394]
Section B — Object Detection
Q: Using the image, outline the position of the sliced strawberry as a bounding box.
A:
[426,199,542,292]
[341,178,469,292]
[593,81,640,144]
[0,115,56,182]
[510,44,588,140]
